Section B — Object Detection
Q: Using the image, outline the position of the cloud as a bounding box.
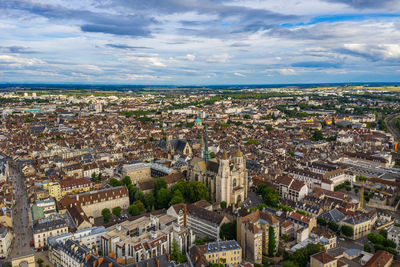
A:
[265,68,297,75]
[322,0,400,9]
[0,0,156,37]
[234,72,246,77]
[339,44,400,61]
[125,54,166,67]
[0,55,43,68]
[182,54,196,61]
[0,46,37,54]
[105,44,151,50]
[207,54,231,63]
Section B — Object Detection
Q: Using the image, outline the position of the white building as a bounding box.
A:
[33,216,68,250]
[0,228,12,258]
[388,226,400,254]
[48,226,106,265]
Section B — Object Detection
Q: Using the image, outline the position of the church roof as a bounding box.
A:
[236,148,243,157]
[194,117,202,123]
[222,151,228,160]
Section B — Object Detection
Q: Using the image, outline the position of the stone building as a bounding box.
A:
[188,126,248,206]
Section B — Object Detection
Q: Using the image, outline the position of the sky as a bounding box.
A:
[1,0,400,85]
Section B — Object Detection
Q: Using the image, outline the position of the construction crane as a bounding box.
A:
[359,179,392,209]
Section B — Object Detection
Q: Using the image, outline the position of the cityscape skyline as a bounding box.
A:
[2,0,400,84]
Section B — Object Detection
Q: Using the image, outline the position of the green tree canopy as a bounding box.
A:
[112,206,122,217]
[341,225,354,237]
[102,208,111,223]
[128,204,140,216]
[187,181,210,202]
[219,221,237,241]
[144,193,155,210]
[156,188,171,209]
[268,226,276,257]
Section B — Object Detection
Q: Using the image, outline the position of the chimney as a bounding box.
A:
[183,204,187,227]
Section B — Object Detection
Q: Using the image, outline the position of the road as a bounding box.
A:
[385,113,400,141]
[8,160,33,259]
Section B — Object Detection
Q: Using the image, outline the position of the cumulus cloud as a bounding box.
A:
[340,44,400,61]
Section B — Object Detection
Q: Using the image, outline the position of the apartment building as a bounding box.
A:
[288,166,355,191]
[237,210,280,264]
[100,213,194,262]
[48,182,62,200]
[340,211,377,240]
[33,216,69,250]
[310,252,348,267]
[275,176,308,202]
[120,163,151,184]
[0,228,12,258]
[189,240,242,266]
[167,203,229,239]
[59,186,129,218]
[48,226,106,266]
[387,226,400,254]
[59,178,94,196]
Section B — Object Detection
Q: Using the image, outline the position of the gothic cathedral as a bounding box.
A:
[188,125,248,206]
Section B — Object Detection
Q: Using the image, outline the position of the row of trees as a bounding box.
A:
[317,218,353,237]
[368,232,397,255]
[106,176,210,218]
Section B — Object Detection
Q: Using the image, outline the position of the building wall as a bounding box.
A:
[0,229,12,258]
[81,195,129,218]
[34,226,68,249]
[205,248,242,265]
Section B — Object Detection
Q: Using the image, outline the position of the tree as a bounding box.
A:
[282,234,289,242]
[328,221,339,232]
[283,261,298,267]
[317,217,327,226]
[112,206,122,217]
[122,176,132,186]
[187,181,209,202]
[173,180,188,198]
[133,200,145,212]
[128,184,138,204]
[220,201,227,209]
[258,184,279,207]
[36,258,44,267]
[379,229,388,239]
[128,204,140,216]
[268,226,276,257]
[134,190,145,203]
[102,208,111,223]
[108,178,123,187]
[288,243,324,267]
[364,243,371,252]
[156,188,171,209]
[169,192,185,206]
[311,130,324,141]
[220,221,237,241]
[144,193,155,210]
[154,178,167,194]
[341,225,354,237]
[171,239,180,261]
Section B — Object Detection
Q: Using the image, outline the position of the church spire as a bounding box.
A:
[203,123,210,162]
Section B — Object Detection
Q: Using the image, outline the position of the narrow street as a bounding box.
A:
[8,160,33,259]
